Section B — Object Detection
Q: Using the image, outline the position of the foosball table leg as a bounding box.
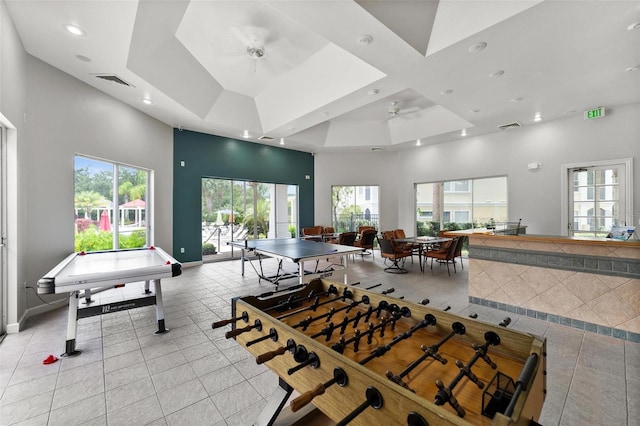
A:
[254,378,294,426]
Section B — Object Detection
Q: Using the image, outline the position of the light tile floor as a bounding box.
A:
[0,252,638,425]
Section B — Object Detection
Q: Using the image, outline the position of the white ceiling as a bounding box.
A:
[6,0,640,153]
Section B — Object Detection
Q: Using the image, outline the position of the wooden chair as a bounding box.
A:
[393,228,419,263]
[329,232,358,262]
[453,235,467,269]
[377,236,411,273]
[425,237,459,276]
[354,228,377,260]
[302,226,323,241]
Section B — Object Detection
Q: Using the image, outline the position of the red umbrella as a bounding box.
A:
[99,210,111,231]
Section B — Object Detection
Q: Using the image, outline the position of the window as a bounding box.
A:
[565,159,632,238]
[415,176,507,236]
[74,156,150,251]
[331,185,379,232]
[443,180,470,193]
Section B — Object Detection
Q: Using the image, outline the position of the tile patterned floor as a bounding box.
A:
[0,252,638,425]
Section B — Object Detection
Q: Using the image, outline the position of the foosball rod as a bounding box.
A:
[386,321,466,389]
[503,353,539,417]
[275,287,354,321]
[264,284,339,313]
[433,331,502,417]
[225,319,262,339]
[291,295,370,331]
[332,305,411,353]
[335,387,384,426]
[255,338,297,365]
[358,314,437,365]
[211,311,249,329]
[290,367,348,412]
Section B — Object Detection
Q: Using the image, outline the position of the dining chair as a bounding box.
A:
[425,236,459,276]
[453,235,467,269]
[354,228,377,260]
[377,236,411,273]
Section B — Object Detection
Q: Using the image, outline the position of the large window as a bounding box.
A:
[74,156,149,251]
[331,185,379,232]
[415,176,507,236]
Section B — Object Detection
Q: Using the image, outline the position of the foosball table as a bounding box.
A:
[214,279,546,426]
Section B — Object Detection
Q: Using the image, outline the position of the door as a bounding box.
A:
[1,126,7,336]
[568,163,627,237]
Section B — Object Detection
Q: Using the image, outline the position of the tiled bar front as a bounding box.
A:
[464,234,640,342]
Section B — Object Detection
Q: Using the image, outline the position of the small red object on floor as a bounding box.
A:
[42,354,58,365]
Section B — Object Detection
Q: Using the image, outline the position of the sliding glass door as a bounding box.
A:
[201,178,298,262]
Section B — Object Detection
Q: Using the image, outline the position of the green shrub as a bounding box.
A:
[288,225,296,238]
[202,243,217,255]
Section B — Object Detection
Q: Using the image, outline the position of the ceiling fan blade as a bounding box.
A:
[230,25,270,48]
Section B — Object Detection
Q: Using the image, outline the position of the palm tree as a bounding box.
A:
[74,191,104,219]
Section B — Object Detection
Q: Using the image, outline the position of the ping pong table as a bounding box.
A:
[229,238,362,287]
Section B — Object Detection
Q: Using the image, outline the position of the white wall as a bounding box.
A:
[23,56,174,314]
[316,103,640,236]
[1,0,29,331]
[314,151,400,232]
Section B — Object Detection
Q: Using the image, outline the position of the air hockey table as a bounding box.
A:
[38,246,181,357]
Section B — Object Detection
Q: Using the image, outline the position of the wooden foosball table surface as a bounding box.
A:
[220,279,546,426]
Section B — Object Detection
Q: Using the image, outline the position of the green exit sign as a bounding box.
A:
[584,107,605,120]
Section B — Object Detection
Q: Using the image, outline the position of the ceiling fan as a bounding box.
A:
[227,25,290,73]
[385,101,421,120]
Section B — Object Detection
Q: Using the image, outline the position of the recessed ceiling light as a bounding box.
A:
[488,70,505,78]
[357,34,373,45]
[534,113,542,122]
[142,98,153,105]
[440,89,454,95]
[468,42,487,53]
[510,97,524,102]
[626,65,640,72]
[64,24,85,36]
[280,138,285,145]
[627,22,640,30]
[416,139,421,146]
[461,129,467,137]
[75,54,91,62]
[367,89,380,96]
[243,130,250,138]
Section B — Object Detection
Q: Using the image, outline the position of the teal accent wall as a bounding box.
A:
[173,129,315,262]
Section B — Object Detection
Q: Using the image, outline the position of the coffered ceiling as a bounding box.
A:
[6,0,640,152]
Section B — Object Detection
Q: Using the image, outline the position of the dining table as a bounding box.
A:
[393,236,452,272]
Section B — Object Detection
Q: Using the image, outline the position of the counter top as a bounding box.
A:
[442,230,640,247]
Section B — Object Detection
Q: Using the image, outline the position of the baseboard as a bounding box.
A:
[6,297,68,333]
[182,260,203,268]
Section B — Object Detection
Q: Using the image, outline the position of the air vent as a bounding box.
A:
[92,74,134,87]
[258,135,275,141]
[498,121,522,130]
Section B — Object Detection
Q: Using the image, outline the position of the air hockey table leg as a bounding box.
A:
[144,280,151,294]
[62,291,81,357]
[153,279,169,334]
